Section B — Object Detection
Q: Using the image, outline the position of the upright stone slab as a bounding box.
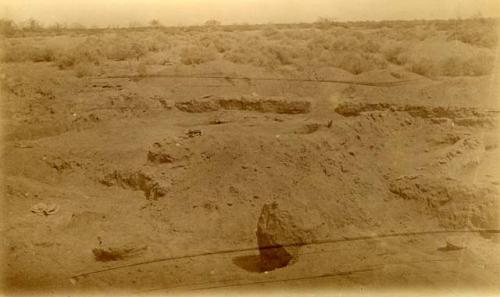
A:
[256,201,327,271]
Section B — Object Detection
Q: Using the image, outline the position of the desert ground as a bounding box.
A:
[1,18,500,295]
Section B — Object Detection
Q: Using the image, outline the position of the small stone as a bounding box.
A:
[31,203,60,216]
[438,240,466,252]
[186,129,202,138]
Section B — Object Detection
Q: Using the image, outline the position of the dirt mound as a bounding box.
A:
[334,102,496,127]
[147,139,193,164]
[99,170,169,200]
[175,99,221,113]
[175,96,311,114]
[389,175,499,229]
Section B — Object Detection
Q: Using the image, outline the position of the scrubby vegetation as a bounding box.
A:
[1,17,498,77]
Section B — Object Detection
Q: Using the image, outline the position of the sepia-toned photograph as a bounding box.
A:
[1,0,500,296]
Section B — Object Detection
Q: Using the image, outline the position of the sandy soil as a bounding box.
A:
[1,25,500,295]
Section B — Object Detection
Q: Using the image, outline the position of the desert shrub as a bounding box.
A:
[441,56,464,76]
[448,26,498,48]
[0,19,19,37]
[197,33,234,53]
[360,39,381,53]
[144,39,161,52]
[382,44,408,65]
[106,40,147,61]
[135,61,148,76]
[307,33,367,53]
[55,43,103,69]
[314,17,336,30]
[415,26,436,41]
[317,49,333,64]
[434,52,494,77]
[76,44,103,65]
[223,43,271,66]
[204,19,221,27]
[406,57,436,76]
[180,44,217,65]
[262,26,284,39]
[462,54,495,76]
[30,47,55,62]
[435,20,456,31]
[266,45,295,65]
[351,31,366,41]
[1,44,55,62]
[316,50,387,74]
[284,29,317,41]
[212,37,232,53]
[223,49,250,64]
[331,36,361,51]
[307,35,334,51]
[142,32,170,52]
[74,62,96,77]
[55,53,76,69]
[222,42,296,69]
[333,53,387,74]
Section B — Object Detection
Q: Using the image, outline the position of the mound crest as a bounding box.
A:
[175,96,311,114]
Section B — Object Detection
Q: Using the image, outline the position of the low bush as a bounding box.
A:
[447,24,498,48]
[410,52,494,77]
[382,44,407,65]
[55,43,103,69]
[461,54,495,76]
[1,44,55,62]
[332,52,388,74]
[180,44,218,65]
[74,62,96,77]
[406,57,436,77]
[105,38,147,61]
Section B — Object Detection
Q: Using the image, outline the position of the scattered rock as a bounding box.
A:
[156,98,175,109]
[186,129,202,138]
[100,170,169,200]
[92,245,147,262]
[14,142,33,149]
[147,139,192,164]
[437,241,465,252]
[209,118,228,125]
[31,203,60,216]
[294,123,321,134]
[46,157,72,172]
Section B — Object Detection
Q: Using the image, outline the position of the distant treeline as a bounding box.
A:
[1,17,498,37]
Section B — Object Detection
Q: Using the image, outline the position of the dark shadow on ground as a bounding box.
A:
[232,254,264,273]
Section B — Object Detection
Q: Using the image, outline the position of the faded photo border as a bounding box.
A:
[1,1,500,297]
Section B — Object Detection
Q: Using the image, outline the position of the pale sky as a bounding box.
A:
[1,0,499,27]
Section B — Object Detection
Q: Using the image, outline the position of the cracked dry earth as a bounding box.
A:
[2,64,500,295]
